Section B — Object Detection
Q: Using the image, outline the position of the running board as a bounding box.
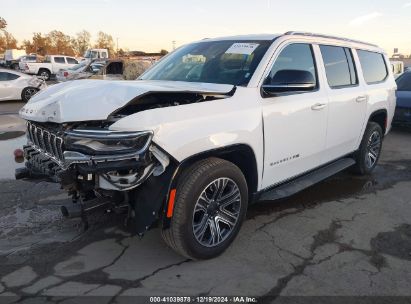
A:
[258,158,356,201]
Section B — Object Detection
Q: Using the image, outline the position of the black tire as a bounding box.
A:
[11,63,19,70]
[161,157,248,260]
[38,69,51,81]
[21,87,39,102]
[352,122,383,175]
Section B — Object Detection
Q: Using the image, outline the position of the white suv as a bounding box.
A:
[18,32,396,259]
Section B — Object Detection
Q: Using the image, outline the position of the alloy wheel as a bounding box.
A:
[192,178,241,247]
[365,130,381,169]
[24,88,37,101]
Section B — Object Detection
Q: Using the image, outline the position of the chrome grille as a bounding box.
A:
[27,122,64,161]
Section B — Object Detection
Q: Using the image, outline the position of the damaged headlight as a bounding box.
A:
[65,129,153,155]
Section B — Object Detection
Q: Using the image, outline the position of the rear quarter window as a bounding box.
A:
[66,57,78,64]
[357,50,388,84]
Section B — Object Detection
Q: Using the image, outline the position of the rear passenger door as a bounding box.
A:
[319,45,367,163]
[53,57,67,72]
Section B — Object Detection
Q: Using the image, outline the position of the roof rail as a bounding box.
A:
[284,31,379,48]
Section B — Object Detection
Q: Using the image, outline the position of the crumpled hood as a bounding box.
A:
[19,79,234,123]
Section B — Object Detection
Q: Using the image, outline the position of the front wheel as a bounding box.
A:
[352,122,383,175]
[161,158,248,260]
[21,87,39,102]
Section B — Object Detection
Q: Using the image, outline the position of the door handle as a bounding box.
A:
[356,95,368,103]
[311,103,327,111]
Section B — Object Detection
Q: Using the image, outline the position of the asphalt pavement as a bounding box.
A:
[0,101,411,303]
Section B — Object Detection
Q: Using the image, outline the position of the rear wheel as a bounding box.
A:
[38,69,51,81]
[352,122,383,175]
[161,158,248,260]
[21,87,39,102]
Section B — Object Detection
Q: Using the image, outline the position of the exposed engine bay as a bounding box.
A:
[17,89,233,234]
[113,91,230,116]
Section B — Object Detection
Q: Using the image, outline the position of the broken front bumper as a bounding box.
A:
[20,121,168,192]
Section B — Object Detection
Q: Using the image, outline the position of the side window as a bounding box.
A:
[320,45,357,88]
[7,73,20,80]
[268,43,318,88]
[0,72,19,81]
[66,57,78,64]
[54,57,66,64]
[0,72,7,81]
[357,50,388,84]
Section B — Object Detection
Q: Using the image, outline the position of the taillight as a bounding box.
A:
[63,71,69,77]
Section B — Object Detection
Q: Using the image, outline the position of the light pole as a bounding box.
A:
[116,37,119,58]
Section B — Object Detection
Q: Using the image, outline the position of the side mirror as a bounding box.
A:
[262,69,316,96]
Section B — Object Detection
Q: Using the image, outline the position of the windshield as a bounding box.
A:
[140,40,272,86]
[84,50,98,59]
[68,62,88,71]
[396,72,411,91]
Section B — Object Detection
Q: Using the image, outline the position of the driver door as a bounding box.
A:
[260,43,329,189]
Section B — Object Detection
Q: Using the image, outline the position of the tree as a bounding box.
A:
[0,17,7,31]
[3,31,17,48]
[118,48,125,57]
[0,17,18,53]
[94,31,115,56]
[47,30,75,55]
[160,49,169,56]
[73,30,91,56]
[0,31,18,53]
[23,33,51,55]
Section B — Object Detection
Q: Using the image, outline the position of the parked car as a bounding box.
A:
[393,71,411,126]
[56,59,152,82]
[4,49,27,70]
[56,60,105,82]
[18,55,42,71]
[17,32,396,259]
[23,55,79,80]
[0,68,46,102]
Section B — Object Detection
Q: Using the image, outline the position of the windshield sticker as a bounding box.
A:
[225,43,260,55]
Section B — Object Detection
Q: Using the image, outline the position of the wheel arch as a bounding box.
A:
[368,108,388,135]
[174,144,259,197]
[160,144,259,230]
[37,68,51,75]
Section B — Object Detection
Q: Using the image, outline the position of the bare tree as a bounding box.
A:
[94,31,115,56]
[0,17,7,31]
[47,30,75,55]
[73,30,91,56]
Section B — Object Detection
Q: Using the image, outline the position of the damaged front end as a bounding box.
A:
[16,79,235,234]
[17,120,174,234]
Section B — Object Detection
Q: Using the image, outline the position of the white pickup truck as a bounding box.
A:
[23,55,79,80]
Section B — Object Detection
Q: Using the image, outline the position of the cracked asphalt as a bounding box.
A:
[1,101,411,303]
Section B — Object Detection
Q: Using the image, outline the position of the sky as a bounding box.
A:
[1,0,411,55]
